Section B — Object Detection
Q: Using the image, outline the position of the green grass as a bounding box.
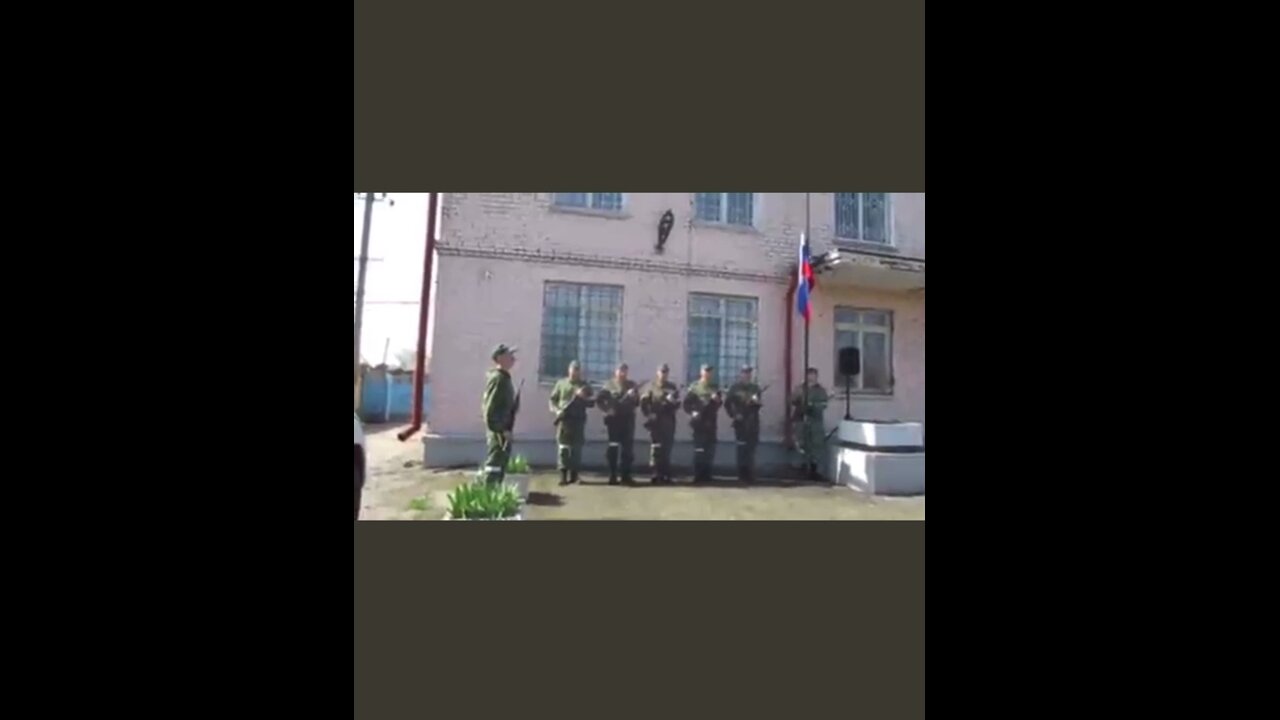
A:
[407,497,430,512]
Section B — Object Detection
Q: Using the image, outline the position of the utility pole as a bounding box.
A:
[803,192,811,477]
[354,193,393,409]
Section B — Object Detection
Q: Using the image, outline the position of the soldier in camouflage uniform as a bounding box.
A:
[790,367,830,482]
[639,363,680,485]
[480,343,518,485]
[549,359,595,486]
[724,365,764,484]
[682,363,725,483]
[597,362,642,485]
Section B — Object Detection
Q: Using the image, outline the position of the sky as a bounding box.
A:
[354,193,432,366]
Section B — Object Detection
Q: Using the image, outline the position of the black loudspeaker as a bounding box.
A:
[839,347,861,376]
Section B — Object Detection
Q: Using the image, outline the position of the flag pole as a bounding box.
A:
[803,192,811,479]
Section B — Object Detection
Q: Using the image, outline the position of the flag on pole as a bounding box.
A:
[796,233,816,322]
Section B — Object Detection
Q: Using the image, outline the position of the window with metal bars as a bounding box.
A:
[834,193,892,244]
[539,282,624,382]
[686,293,759,384]
[694,193,755,227]
[833,307,894,394]
[552,193,624,212]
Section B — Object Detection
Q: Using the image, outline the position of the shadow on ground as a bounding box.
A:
[525,492,565,506]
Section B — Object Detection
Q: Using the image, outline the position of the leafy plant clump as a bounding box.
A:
[446,481,521,520]
[506,454,530,474]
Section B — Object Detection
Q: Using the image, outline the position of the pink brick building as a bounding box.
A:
[422,193,924,474]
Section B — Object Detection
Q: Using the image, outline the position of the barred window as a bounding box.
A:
[834,193,892,244]
[833,307,893,394]
[540,282,624,382]
[552,193,624,212]
[694,193,755,227]
[686,294,759,384]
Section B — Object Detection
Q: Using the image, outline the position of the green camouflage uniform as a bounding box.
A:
[549,376,595,480]
[683,380,724,482]
[791,382,829,479]
[639,380,680,483]
[599,378,641,484]
[725,381,763,482]
[481,367,516,485]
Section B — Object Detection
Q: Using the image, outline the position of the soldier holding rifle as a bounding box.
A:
[683,363,725,484]
[725,365,767,484]
[549,359,595,486]
[481,344,519,486]
[790,367,831,482]
[639,363,680,485]
[597,363,646,485]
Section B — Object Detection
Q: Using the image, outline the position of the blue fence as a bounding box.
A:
[359,367,431,423]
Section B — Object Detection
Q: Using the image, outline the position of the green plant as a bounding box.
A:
[506,454,530,474]
[446,481,521,520]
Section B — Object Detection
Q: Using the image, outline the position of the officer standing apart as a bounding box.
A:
[481,344,518,485]
[598,362,641,485]
[639,363,680,485]
[790,367,830,481]
[682,363,725,483]
[725,365,764,484]
[549,359,595,486]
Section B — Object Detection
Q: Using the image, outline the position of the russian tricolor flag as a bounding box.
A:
[796,233,816,322]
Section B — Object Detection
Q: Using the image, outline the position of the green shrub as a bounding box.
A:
[506,454,530,474]
[446,481,521,520]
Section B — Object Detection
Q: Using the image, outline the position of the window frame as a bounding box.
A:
[693,193,759,229]
[832,306,895,395]
[834,193,895,246]
[550,193,627,216]
[685,292,760,384]
[538,281,625,383]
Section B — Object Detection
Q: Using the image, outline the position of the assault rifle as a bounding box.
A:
[552,384,595,426]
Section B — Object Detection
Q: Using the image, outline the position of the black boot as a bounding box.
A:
[606,447,619,485]
[570,471,581,485]
[559,469,570,486]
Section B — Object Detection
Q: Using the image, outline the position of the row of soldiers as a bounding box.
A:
[481,343,833,486]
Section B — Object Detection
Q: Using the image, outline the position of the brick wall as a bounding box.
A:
[427,193,924,442]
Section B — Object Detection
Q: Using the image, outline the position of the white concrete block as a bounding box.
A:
[833,446,925,496]
[837,419,924,448]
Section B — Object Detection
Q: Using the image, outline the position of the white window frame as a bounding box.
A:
[693,193,758,229]
[551,193,626,213]
[686,293,759,383]
[538,281,624,383]
[833,306,894,395]
[834,193,895,246]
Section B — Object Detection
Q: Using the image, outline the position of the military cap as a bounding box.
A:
[568,359,581,368]
[617,362,629,371]
[491,343,517,360]
[701,363,714,372]
[740,365,753,372]
[658,363,670,372]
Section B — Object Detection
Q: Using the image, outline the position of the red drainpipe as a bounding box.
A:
[397,192,439,442]
[783,266,798,449]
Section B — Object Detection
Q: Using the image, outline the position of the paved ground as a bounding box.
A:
[358,424,925,521]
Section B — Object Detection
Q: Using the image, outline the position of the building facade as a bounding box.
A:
[422,192,925,473]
